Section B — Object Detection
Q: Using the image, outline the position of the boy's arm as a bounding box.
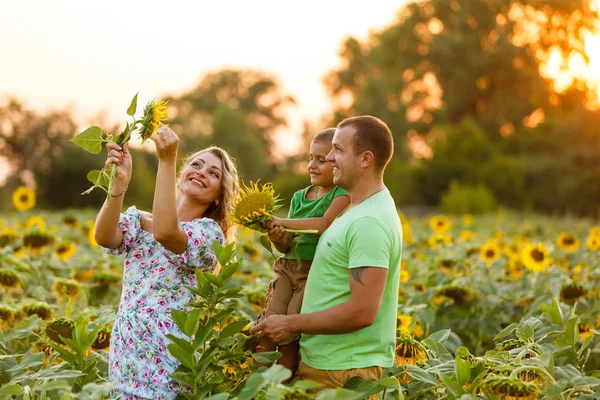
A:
[273,195,350,234]
[268,226,294,254]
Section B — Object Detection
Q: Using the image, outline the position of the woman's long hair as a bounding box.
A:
[179,146,239,243]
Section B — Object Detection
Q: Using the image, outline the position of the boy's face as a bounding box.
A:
[308,141,334,187]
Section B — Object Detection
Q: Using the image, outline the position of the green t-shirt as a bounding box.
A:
[299,188,402,370]
[283,185,348,261]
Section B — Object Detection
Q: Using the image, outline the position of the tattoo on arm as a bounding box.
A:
[350,267,368,285]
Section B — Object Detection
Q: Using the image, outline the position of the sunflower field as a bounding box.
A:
[0,192,599,399]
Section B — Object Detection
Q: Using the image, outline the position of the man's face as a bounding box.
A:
[326,126,360,190]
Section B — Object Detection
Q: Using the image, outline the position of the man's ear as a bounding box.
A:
[361,151,374,168]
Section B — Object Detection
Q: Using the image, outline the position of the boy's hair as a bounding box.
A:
[312,128,336,145]
[337,116,393,172]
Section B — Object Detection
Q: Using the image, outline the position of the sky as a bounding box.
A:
[0,0,408,154]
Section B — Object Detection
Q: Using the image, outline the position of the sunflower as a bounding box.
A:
[429,215,451,234]
[26,216,46,231]
[437,284,473,303]
[585,234,600,251]
[61,215,79,229]
[246,290,266,313]
[428,233,452,249]
[23,230,55,251]
[0,229,18,248]
[521,242,552,272]
[482,373,540,400]
[459,230,473,241]
[397,314,424,337]
[560,282,587,304]
[92,327,112,351]
[394,331,427,367]
[556,232,580,253]
[42,317,75,345]
[0,268,21,290]
[138,99,169,142]
[12,186,35,211]
[232,181,282,232]
[0,305,16,328]
[480,240,501,265]
[222,361,238,378]
[55,242,76,261]
[438,259,455,274]
[52,278,81,302]
[87,221,99,248]
[400,268,410,283]
[399,212,414,245]
[462,214,473,226]
[20,301,53,320]
[92,271,122,286]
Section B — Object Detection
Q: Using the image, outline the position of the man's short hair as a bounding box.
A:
[312,128,336,145]
[337,116,394,171]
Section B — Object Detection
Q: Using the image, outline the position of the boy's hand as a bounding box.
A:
[268,225,288,244]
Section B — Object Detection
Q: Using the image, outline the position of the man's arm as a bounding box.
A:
[251,266,387,341]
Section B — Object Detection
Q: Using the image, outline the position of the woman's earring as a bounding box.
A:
[214,200,220,206]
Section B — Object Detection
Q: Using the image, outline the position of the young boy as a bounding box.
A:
[256,128,350,376]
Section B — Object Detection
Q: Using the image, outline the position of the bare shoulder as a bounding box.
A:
[138,211,153,233]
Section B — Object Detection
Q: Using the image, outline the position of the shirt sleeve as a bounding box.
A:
[346,217,393,270]
[332,186,349,198]
[105,206,141,256]
[162,218,225,272]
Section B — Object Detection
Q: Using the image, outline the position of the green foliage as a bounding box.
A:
[440,181,496,215]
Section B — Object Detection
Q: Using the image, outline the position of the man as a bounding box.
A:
[251,115,402,389]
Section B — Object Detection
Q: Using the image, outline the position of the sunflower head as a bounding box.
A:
[138,99,169,142]
[438,259,455,273]
[23,230,55,250]
[52,278,81,301]
[428,233,452,249]
[12,186,35,211]
[92,271,122,286]
[586,234,600,251]
[0,268,21,288]
[394,331,428,367]
[92,326,112,350]
[42,317,75,345]
[20,301,53,320]
[429,215,451,234]
[480,240,502,265]
[437,284,473,303]
[0,305,16,327]
[521,242,552,272]
[232,181,282,232]
[579,323,594,341]
[55,242,77,261]
[557,232,580,253]
[0,229,19,248]
[26,216,46,231]
[560,282,587,304]
[61,215,79,229]
[482,373,541,400]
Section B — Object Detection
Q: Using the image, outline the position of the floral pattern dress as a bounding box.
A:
[106,206,224,399]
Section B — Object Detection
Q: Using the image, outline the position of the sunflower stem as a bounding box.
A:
[105,164,118,205]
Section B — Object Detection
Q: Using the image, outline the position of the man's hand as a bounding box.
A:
[250,315,297,344]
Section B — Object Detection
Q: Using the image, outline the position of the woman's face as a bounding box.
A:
[179,151,223,204]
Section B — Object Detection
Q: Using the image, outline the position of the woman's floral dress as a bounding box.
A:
[106,206,224,399]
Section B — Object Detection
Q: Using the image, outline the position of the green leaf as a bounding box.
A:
[437,371,463,397]
[193,323,215,350]
[259,234,276,258]
[127,92,138,116]
[86,170,109,188]
[539,299,564,325]
[204,273,223,289]
[565,316,579,346]
[0,384,23,395]
[166,334,194,353]
[494,323,518,341]
[167,343,196,369]
[455,354,471,387]
[216,242,236,266]
[290,380,324,390]
[37,369,85,380]
[8,352,45,372]
[237,372,268,400]
[316,388,366,400]
[71,126,104,154]
[427,329,451,343]
[220,319,249,339]
[206,394,230,400]
[404,365,439,386]
[184,308,202,337]
[170,371,196,389]
[252,351,281,364]
[171,309,188,336]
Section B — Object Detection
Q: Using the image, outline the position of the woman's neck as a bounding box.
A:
[176,195,210,222]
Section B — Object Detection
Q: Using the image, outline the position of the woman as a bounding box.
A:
[94,124,239,399]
